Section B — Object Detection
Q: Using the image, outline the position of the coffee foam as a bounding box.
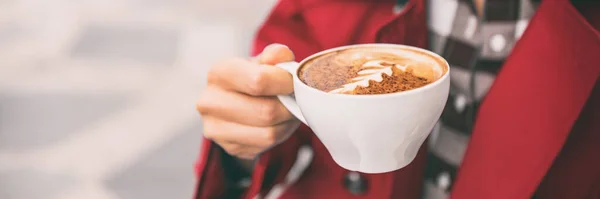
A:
[329,60,402,93]
[302,47,446,94]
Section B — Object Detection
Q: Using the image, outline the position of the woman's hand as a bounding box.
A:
[196,44,300,160]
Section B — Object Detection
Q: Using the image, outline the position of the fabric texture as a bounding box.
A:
[423,0,538,198]
[193,0,600,198]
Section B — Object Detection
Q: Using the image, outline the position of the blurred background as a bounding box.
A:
[0,0,277,198]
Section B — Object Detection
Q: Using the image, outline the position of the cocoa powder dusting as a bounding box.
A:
[352,67,430,95]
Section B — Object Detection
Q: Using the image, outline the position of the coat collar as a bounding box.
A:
[450,0,600,198]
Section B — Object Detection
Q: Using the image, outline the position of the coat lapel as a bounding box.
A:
[450,0,600,198]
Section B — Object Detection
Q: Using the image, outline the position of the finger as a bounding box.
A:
[208,58,293,96]
[196,86,294,126]
[202,116,299,148]
[257,43,295,65]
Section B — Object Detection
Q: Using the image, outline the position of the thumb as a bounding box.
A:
[257,43,295,65]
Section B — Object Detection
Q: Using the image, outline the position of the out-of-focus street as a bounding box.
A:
[0,0,276,198]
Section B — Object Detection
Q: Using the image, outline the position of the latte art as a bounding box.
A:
[329,60,407,94]
[299,46,445,95]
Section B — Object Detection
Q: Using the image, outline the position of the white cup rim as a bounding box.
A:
[293,43,450,99]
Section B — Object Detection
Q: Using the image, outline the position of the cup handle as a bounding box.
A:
[276,62,308,125]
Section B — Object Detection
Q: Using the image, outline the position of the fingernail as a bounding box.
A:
[263,43,287,53]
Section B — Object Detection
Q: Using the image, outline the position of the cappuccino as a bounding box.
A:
[299,47,446,95]
[274,44,450,173]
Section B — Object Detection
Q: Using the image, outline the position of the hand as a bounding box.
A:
[196,44,300,160]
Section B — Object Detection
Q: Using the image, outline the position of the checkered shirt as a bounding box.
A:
[415,0,540,198]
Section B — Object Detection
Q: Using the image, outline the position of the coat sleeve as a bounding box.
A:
[193,1,319,198]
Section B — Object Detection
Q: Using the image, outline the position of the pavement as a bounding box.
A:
[0,0,276,198]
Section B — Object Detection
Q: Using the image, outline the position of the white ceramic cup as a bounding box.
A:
[276,44,450,173]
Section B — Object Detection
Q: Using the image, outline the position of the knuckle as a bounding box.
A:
[247,68,269,95]
[261,127,279,146]
[195,98,208,115]
[223,144,243,156]
[203,131,216,140]
[258,100,280,125]
[201,119,218,139]
[195,87,219,115]
[202,127,218,140]
[195,91,216,115]
[206,64,221,85]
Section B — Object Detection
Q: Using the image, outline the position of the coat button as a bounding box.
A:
[489,34,507,53]
[436,172,451,190]
[343,172,367,195]
[454,94,468,113]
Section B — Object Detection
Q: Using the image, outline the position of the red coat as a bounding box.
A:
[194,0,600,198]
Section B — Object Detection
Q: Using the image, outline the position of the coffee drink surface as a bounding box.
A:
[299,47,446,95]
